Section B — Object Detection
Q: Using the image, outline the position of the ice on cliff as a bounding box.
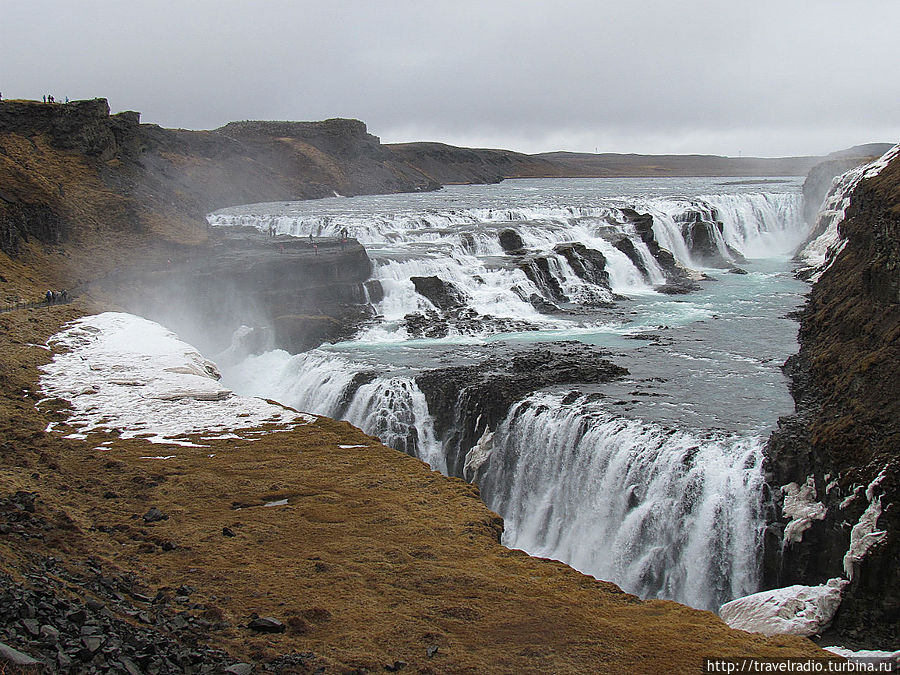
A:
[39,312,313,445]
[719,578,848,637]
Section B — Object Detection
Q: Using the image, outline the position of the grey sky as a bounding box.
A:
[3,0,898,156]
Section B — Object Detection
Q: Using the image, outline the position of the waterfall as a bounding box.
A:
[211,180,809,612]
[220,349,446,472]
[475,392,767,611]
[210,192,805,326]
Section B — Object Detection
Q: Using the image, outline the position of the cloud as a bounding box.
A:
[3,0,899,155]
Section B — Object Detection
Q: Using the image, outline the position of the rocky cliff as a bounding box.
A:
[763,149,900,647]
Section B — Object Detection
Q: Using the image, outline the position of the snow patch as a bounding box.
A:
[39,313,313,446]
[824,646,900,665]
[463,425,494,482]
[798,143,900,279]
[843,495,887,580]
[719,578,848,637]
[781,476,826,544]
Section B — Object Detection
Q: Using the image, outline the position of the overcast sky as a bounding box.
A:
[3,1,898,157]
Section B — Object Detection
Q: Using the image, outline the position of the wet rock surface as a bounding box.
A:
[403,308,541,340]
[416,342,629,477]
[410,276,468,311]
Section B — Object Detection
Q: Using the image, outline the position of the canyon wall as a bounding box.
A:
[764,151,900,646]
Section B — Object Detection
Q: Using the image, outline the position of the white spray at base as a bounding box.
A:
[473,392,766,611]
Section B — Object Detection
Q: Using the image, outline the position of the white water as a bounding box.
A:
[211,186,803,331]
[798,143,900,280]
[223,348,446,472]
[212,177,812,611]
[478,392,766,610]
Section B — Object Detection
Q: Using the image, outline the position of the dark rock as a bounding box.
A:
[654,283,696,295]
[81,635,104,654]
[553,242,612,290]
[247,616,285,633]
[0,640,41,667]
[65,608,86,624]
[728,267,748,274]
[142,508,168,523]
[119,655,143,675]
[20,619,40,637]
[517,255,567,303]
[410,276,468,311]
[527,293,562,314]
[39,625,59,644]
[384,661,408,672]
[222,526,236,537]
[416,342,628,478]
[498,228,525,253]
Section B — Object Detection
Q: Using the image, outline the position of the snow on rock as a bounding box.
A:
[39,313,314,445]
[781,476,826,544]
[463,425,494,482]
[799,143,900,280]
[843,471,889,580]
[719,578,849,637]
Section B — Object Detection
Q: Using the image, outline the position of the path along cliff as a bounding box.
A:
[0,97,838,672]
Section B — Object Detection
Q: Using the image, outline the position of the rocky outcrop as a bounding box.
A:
[498,228,525,253]
[90,228,376,353]
[619,208,701,292]
[416,343,628,477]
[0,98,141,160]
[763,152,900,647]
[553,242,611,290]
[410,276,468,310]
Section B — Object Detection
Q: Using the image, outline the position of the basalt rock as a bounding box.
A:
[416,342,628,477]
[411,276,468,311]
[553,242,611,290]
[498,228,525,254]
[619,207,700,291]
[516,255,567,303]
[762,151,900,647]
[404,309,540,340]
[91,228,377,353]
[0,98,141,160]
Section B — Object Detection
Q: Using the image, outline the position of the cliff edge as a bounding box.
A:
[764,148,900,646]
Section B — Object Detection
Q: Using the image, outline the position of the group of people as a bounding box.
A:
[42,94,68,104]
[45,289,69,304]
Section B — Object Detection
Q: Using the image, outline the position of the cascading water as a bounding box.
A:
[211,176,812,612]
[475,392,766,610]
